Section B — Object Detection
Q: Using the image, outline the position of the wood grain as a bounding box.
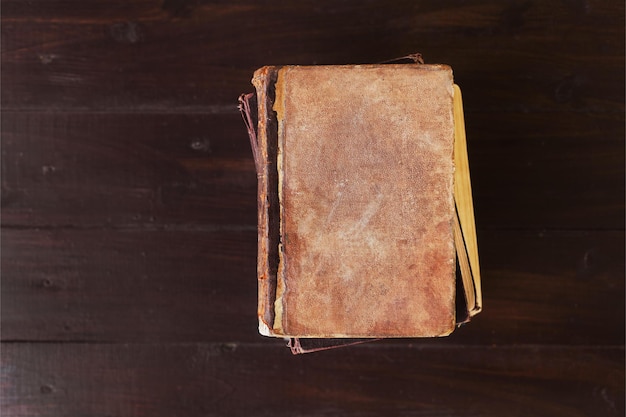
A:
[1,0,624,414]
[2,111,623,229]
[1,113,257,227]
[1,343,623,417]
[2,0,623,112]
[2,229,623,344]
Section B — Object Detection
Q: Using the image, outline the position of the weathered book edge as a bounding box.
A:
[250,66,282,336]
[453,84,482,321]
[273,67,288,336]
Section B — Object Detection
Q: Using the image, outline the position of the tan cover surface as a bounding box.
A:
[269,65,457,337]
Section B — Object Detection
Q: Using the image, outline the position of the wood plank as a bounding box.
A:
[1,343,623,417]
[1,113,257,227]
[2,112,624,229]
[2,229,623,344]
[2,0,623,112]
[0,229,258,342]
[466,111,625,230]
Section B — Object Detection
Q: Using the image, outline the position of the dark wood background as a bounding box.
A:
[2,1,624,416]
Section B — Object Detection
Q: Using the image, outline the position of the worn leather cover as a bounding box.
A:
[251,64,457,338]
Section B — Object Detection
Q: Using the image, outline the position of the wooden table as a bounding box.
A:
[2,1,624,416]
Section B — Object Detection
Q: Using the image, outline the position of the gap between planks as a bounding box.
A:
[0,341,623,350]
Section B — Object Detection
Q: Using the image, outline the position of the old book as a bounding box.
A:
[240,61,481,347]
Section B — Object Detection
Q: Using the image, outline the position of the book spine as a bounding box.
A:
[251,67,281,335]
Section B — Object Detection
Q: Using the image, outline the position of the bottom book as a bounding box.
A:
[239,57,481,353]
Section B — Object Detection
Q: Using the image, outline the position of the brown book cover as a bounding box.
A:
[241,61,481,348]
